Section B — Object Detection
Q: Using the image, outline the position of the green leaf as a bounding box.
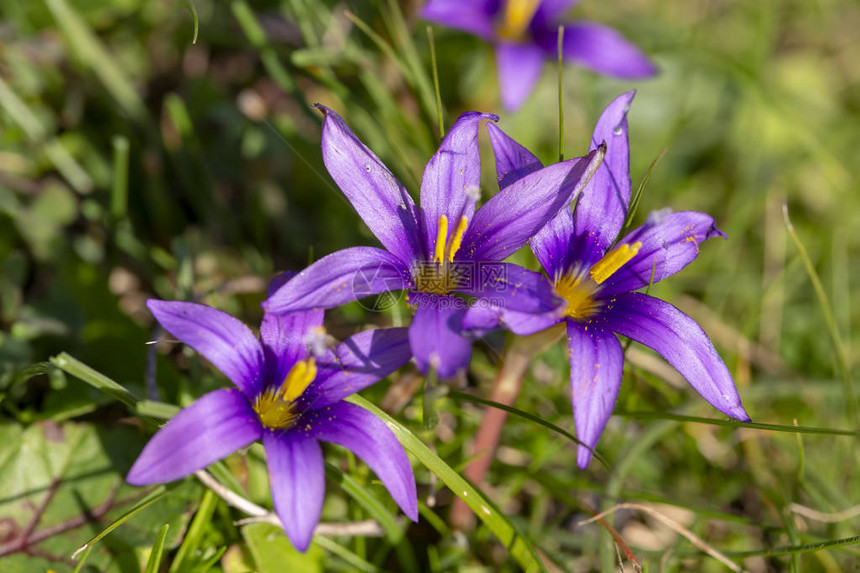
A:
[242,522,324,573]
[347,395,547,573]
[143,524,170,573]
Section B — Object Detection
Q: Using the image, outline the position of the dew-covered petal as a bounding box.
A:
[315,105,423,264]
[302,327,411,410]
[566,319,623,469]
[408,293,472,378]
[601,293,749,421]
[262,430,325,552]
[307,401,418,521]
[263,247,411,314]
[420,0,499,41]
[570,90,635,265]
[486,122,544,189]
[147,300,265,397]
[598,210,726,297]
[127,389,262,485]
[460,146,604,262]
[538,21,657,79]
[420,112,498,256]
[460,262,560,313]
[496,41,545,112]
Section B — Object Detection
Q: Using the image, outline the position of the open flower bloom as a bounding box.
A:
[264,105,605,379]
[420,0,657,111]
[127,288,417,551]
[465,91,749,468]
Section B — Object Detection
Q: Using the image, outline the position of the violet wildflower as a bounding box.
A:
[420,0,657,111]
[466,91,749,468]
[264,105,605,379]
[127,284,417,551]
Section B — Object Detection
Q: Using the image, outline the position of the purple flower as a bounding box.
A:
[421,0,657,111]
[263,105,605,379]
[127,283,417,551]
[465,91,749,468]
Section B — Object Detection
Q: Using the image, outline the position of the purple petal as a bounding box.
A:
[263,247,411,314]
[302,327,412,410]
[460,146,605,262]
[127,389,262,485]
[147,300,265,397]
[599,211,726,297]
[600,293,749,421]
[486,122,544,189]
[263,430,325,552]
[462,303,562,336]
[566,319,623,469]
[420,112,498,257]
[460,262,560,313]
[531,207,576,280]
[571,90,636,265]
[315,105,423,264]
[540,21,657,79]
[408,293,472,378]
[307,401,418,521]
[260,309,323,390]
[532,0,581,29]
[496,41,545,112]
[420,0,499,41]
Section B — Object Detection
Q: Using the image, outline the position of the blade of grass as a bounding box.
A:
[426,26,444,140]
[724,534,860,559]
[143,524,170,573]
[51,353,140,409]
[783,205,856,425]
[615,410,860,437]
[619,148,667,238]
[314,536,380,573]
[347,395,547,573]
[170,488,219,573]
[110,135,130,221]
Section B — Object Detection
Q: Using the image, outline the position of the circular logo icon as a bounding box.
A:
[351,261,405,312]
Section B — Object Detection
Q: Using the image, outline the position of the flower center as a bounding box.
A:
[414,214,469,295]
[555,241,642,320]
[498,0,541,41]
[254,358,316,429]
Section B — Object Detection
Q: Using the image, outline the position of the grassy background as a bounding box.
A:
[1,0,859,571]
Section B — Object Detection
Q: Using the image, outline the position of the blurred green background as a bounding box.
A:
[1,0,859,571]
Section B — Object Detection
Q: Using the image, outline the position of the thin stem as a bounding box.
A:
[557,25,565,162]
[427,26,444,140]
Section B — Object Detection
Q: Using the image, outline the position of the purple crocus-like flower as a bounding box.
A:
[465,91,749,468]
[263,105,605,380]
[421,0,657,111]
[127,285,417,551]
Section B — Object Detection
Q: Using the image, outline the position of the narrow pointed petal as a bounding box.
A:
[460,263,560,313]
[599,211,726,297]
[487,122,544,189]
[263,430,325,552]
[303,327,411,410]
[408,294,471,378]
[315,105,423,264]
[571,90,636,265]
[263,247,411,314]
[462,303,562,337]
[496,42,545,112]
[127,389,262,485]
[531,207,576,280]
[566,319,623,469]
[420,0,499,41]
[601,293,749,421]
[307,401,418,521]
[460,146,604,262]
[260,309,323,389]
[540,21,657,79]
[147,300,265,397]
[420,112,498,255]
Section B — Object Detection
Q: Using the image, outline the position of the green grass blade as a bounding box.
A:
[143,523,171,573]
[51,353,141,409]
[170,488,219,573]
[348,395,547,573]
[111,135,130,220]
[619,148,667,238]
[72,486,170,560]
[783,205,856,425]
[725,534,860,558]
[314,536,380,573]
[616,410,860,437]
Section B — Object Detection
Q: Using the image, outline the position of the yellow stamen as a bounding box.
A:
[498,0,541,41]
[448,216,469,262]
[589,242,642,284]
[555,274,601,319]
[433,215,449,264]
[254,358,317,429]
